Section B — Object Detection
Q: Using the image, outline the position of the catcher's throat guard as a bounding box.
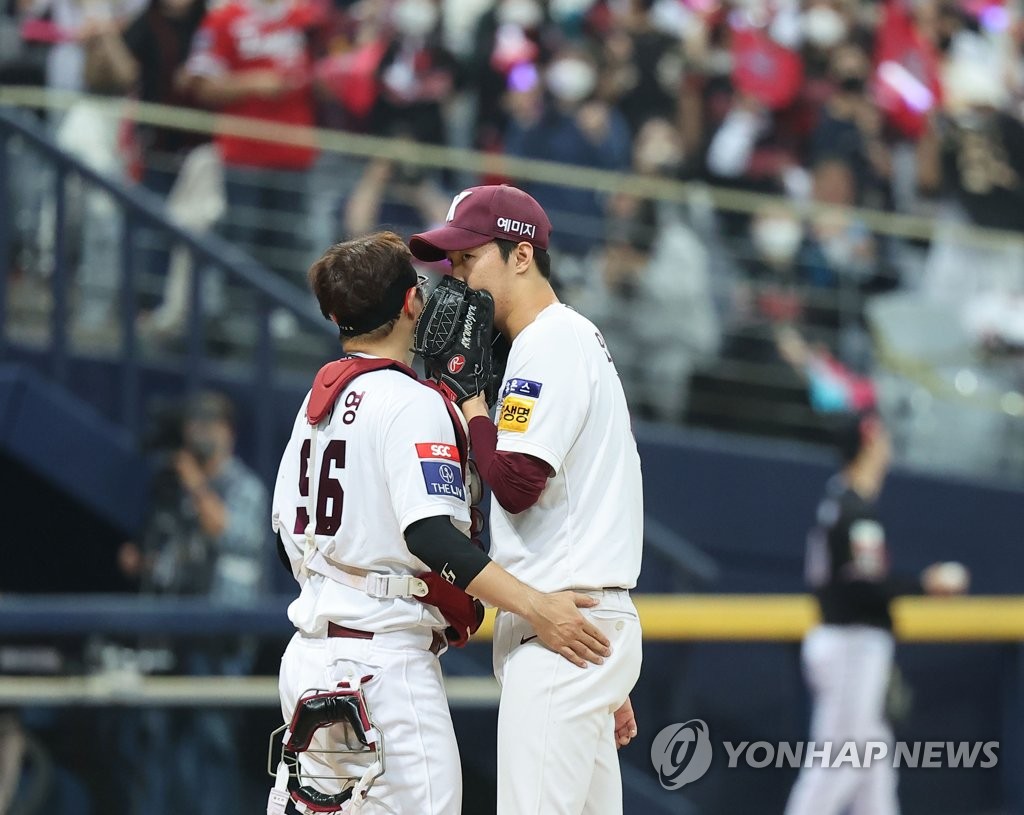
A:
[267,678,384,815]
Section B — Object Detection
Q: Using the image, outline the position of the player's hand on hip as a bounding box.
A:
[526,591,612,668]
[614,697,638,749]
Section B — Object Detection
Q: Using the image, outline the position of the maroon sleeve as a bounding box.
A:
[469,416,552,514]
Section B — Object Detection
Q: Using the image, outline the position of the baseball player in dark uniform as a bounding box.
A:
[785,411,969,815]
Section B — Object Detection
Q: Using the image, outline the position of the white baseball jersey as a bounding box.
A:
[273,360,471,637]
[490,304,643,592]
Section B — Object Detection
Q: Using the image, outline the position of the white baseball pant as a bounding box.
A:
[785,624,899,815]
[278,628,461,815]
[492,589,643,815]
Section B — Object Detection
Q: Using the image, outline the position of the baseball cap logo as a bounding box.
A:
[496,217,536,238]
[448,355,466,374]
[446,190,474,223]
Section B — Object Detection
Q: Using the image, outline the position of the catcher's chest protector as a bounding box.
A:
[307,356,469,471]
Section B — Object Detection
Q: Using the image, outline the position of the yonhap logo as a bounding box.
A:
[651,719,713,790]
[649,718,998,790]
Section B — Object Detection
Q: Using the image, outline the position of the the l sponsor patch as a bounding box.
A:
[417,443,465,499]
[497,394,534,432]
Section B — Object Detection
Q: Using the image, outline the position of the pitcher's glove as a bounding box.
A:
[413,277,499,405]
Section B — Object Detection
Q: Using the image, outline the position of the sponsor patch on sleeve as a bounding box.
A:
[497,394,535,432]
[501,378,543,399]
[416,443,465,499]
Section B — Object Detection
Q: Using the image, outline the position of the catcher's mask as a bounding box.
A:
[267,677,384,815]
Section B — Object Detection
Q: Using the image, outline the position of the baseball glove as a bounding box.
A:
[413,277,499,405]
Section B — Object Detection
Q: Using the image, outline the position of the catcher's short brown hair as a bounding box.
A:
[308,231,417,341]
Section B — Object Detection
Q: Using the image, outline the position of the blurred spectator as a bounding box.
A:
[21,0,146,92]
[799,0,864,80]
[6,9,141,328]
[503,43,631,288]
[704,4,811,198]
[342,152,450,239]
[597,0,685,134]
[798,158,877,360]
[467,0,550,150]
[138,142,227,338]
[439,0,493,60]
[0,11,137,333]
[116,391,268,815]
[919,59,1024,233]
[82,4,211,330]
[181,0,323,281]
[372,0,460,147]
[574,117,720,420]
[41,29,135,333]
[1,3,48,279]
[119,0,209,183]
[1,0,46,86]
[580,192,720,422]
[917,52,1024,306]
[741,205,811,346]
[811,43,893,210]
[727,158,876,366]
[705,91,812,201]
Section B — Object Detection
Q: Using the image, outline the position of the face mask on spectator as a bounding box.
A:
[392,0,438,37]
[637,141,683,173]
[752,216,803,265]
[803,6,847,48]
[498,0,543,28]
[837,74,866,93]
[820,233,854,268]
[546,57,597,103]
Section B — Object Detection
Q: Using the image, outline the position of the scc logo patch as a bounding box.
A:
[448,355,466,374]
[415,442,465,499]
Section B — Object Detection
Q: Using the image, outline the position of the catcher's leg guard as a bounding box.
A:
[268,676,383,815]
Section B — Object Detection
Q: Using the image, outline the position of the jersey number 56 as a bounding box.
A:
[294,439,346,535]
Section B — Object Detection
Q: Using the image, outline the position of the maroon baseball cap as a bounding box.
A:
[409,185,552,262]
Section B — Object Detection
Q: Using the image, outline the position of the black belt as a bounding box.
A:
[326,622,446,655]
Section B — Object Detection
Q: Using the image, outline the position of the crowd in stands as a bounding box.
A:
[4,0,1024,439]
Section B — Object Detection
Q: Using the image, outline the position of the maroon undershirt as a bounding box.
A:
[468,416,552,514]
